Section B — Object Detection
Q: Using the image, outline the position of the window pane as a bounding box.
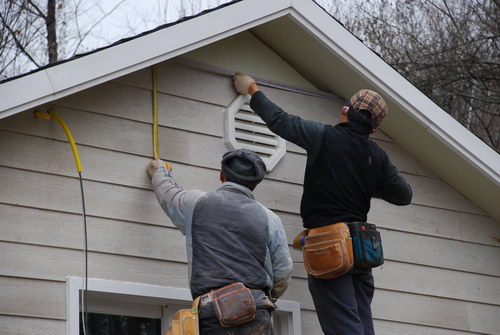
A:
[79,313,161,335]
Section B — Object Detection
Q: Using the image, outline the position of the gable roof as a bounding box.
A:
[1,0,499,222]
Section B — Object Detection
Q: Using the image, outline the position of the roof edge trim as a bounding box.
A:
[0,0,293,120]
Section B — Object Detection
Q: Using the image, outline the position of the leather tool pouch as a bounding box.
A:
[211,282,256,328]
[164,296,200,335]
[348,222,384,268]
[300,222,354,279]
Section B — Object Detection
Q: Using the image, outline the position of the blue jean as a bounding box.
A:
[308,268,375,335]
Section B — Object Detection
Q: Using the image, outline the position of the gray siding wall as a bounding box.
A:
[0,59,499,334]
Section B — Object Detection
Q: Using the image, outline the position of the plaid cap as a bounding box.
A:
[349,89,388,130]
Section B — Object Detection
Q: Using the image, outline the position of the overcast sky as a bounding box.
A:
[76,0,340,51]
[79,0,233,49]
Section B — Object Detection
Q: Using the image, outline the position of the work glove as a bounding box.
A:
[147,159,166,178]
[233,72,256,95]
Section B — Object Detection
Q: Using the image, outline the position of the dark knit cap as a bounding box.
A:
[221,149,266,188]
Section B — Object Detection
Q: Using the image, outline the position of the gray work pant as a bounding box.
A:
[308,268,375,335]
[199,308,273,335]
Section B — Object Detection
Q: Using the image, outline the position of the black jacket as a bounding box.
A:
[250,91,413,228]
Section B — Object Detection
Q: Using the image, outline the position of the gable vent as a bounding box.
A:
[223,94,286,171]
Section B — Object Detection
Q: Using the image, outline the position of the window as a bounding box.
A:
[67,277,301,334]
[223,94,286,171]
[79,312,161,335]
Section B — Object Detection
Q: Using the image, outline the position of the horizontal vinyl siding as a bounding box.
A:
[0,242,189,289]
[0,60,499,334]
[0,315,65,335]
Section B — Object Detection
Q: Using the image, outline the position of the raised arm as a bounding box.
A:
[373,152,413,205]
[148,160,204,233]
[233,73,325,161]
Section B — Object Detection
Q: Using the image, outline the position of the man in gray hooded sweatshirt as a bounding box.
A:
[148,148,293,334]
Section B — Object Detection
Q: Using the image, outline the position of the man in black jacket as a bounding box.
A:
[233,73,413,335]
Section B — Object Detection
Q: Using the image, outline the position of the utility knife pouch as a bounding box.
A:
[348,222,384,268]
[211,282,256,328]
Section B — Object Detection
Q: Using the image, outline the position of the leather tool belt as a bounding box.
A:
[164,296,201,335]
[293,222,354,279]
[201,282,257,328]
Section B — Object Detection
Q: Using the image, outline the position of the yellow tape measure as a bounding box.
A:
[151,65,172,171]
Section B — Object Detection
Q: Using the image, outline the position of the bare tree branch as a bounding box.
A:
[26,0,47,19]
[0,0,126,78]
[71,0,125,57]
[0,10,41,67]
[331,0,500,152]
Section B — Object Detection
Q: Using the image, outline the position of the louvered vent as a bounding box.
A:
[223,94,286,171]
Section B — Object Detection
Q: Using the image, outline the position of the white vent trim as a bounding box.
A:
[223,94,286,171]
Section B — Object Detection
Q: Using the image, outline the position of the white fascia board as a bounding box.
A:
[290,0,500,184]
[0,0,292,120]
[0,70,54,119]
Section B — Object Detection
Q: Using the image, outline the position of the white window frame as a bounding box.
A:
[67,276,301,334]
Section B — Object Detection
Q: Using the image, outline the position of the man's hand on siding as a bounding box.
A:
[233,72,259,95]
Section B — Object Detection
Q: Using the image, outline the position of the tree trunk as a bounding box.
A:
[46,0,58,63]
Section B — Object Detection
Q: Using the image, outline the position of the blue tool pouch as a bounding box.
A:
[348,222,384,268]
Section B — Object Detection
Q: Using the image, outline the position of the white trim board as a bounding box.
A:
[66,276,301,334]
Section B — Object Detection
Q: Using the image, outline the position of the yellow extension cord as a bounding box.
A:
[34,109,82,173]
[34,108,89,333]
